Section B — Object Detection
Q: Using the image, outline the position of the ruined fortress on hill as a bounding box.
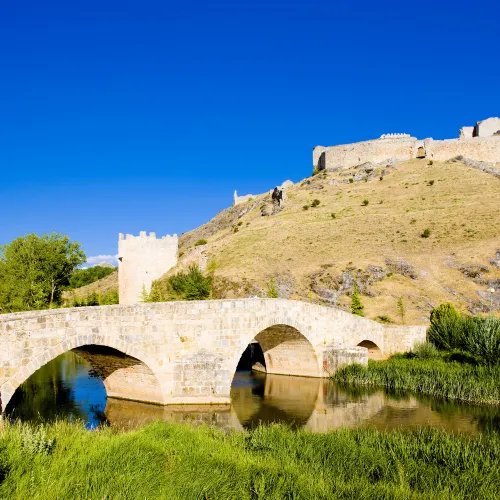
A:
[313,117,500,172]
[119,117,499,305]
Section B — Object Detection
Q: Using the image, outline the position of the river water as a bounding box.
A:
[5,351,500,434]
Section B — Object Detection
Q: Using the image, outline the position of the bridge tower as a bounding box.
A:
[118,231,178,305]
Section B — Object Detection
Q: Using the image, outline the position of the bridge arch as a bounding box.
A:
[357,340,384,360]
[229,317,322,386]
[1,335,167,414]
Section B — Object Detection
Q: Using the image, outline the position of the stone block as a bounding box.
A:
[320,345,368,376]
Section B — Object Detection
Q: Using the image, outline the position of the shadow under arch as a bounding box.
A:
[357,340,384,360]
[230,322,321,387]
[1,336,166,414]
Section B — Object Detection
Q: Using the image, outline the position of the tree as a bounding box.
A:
[0,233,86,312]
[397,296,406,324]
[350,283,364,317]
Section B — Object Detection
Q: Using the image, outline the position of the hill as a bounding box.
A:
[164,157,500,324]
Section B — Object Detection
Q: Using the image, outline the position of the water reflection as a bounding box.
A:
[5,351,500,435]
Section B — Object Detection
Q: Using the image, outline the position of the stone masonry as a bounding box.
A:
[314,117,500,171]
[118,232,178,305]
[0,298,426,413]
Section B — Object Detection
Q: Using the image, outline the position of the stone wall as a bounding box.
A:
[314,136,500,171]
[0,299,426,412]
[118,232,178,305]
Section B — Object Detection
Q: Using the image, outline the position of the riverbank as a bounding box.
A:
[1,420,499,499]
[334,356,500,405]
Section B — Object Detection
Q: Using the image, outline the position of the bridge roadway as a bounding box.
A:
[0,298,426,413]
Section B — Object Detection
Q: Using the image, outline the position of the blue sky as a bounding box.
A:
[1,0,499,264]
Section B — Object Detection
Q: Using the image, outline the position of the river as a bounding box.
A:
[5,351,500,434]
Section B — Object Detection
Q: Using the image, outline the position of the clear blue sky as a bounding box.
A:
[1,0,498,264]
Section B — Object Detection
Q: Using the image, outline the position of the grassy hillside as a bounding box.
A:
[166,158,500,324]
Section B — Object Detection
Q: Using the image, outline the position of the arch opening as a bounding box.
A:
[416,146,426,158]
[357,340,384,360]
[3,344,164,422]
[232,324,320,380]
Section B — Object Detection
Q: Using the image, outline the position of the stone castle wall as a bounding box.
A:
[118,232,178,305]
[314,136,500,171]
[314,118,500,171]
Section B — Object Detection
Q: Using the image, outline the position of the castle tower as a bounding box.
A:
[118,232,178,305]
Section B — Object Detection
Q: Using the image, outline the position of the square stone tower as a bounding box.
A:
[118,232,178,305]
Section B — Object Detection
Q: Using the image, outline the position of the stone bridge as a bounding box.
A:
[0,299,426,413]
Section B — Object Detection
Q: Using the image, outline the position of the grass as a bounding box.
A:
[1,420,500,499]
[334,356,500,405]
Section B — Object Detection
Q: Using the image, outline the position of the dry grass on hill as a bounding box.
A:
[63,270,118,302]
[170,158,500,324]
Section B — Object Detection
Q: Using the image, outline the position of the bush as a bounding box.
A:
[302,205,309,211]
[362,199,369,206]
[311,199,320,207]
[166,265,212,301]
[428,304,500,365]
[194,239,208,246]
[428,160,434,165]
[331,213,336,219]
[348,178,354,183]
[266,278,279,298]
[421,228,431,238]
[411,341,439,359]
[428,180,435,186]
[375,315,392,324]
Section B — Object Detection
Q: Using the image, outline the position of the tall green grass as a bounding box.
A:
[1,420,500,499]
[334,357,500,404]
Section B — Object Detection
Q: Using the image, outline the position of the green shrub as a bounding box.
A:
[331,213,336,219]
[421,228,431,238]
[311,199,320,207]
[312,168,320,176]
[428,180,435,185]
[348,178,354,183]
[411,341,440,359]
[166,265,212,301]
[302,205,309,211]
[362,199,369,206]
[428,160,434,165]
[428,304,500,365]
[375,315,392,324]
[266,278,279,298]
[194,239,208,246]
[233,227,239,233]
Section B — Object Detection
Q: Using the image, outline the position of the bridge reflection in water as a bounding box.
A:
[104,371,493,435]
[5,351,500,435]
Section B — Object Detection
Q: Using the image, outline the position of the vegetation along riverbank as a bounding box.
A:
[1,420,500,499]
[335,304,500,405]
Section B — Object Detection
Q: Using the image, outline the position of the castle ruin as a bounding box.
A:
[118,232,178,305]
[313,117,500,172]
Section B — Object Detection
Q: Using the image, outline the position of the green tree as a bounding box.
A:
[0,233,86,312]
[350,283,364,317]
[67,266,116,289]
[397,296,406,324]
